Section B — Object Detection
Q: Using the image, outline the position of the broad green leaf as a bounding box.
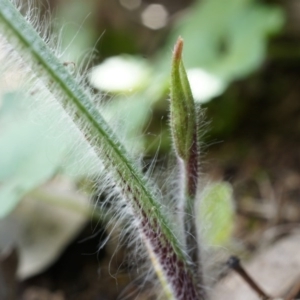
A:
[160,0,284,102]
[0,92,101,218]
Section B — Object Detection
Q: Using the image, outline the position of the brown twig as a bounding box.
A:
[227,256,272,300]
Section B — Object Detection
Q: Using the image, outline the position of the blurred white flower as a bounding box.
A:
[89,56,150,93]
[141,4,169,30]
[187,68,226,103]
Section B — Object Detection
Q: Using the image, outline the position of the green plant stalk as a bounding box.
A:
[170,38,204,292]
[0,1,202,299]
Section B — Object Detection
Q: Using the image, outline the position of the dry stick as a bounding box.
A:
[284,277,300,300]
[227,256,272,300]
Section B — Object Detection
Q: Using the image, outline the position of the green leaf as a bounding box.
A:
[161,0,284,102]
[0,92,101,217]
[197,182,235,246]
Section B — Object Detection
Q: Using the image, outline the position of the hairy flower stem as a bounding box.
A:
[183,135,200,261]
[181,127,205,297]
[0,1,203,299]
[171,37,205,297]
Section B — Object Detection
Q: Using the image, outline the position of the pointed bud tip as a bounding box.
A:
[173,37,184,61]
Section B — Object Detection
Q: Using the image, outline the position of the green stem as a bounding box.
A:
[171,38,205,295]
[0,1,202,299]
[182,137,205,294]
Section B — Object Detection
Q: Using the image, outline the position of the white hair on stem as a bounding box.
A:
[0,1,207,299]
